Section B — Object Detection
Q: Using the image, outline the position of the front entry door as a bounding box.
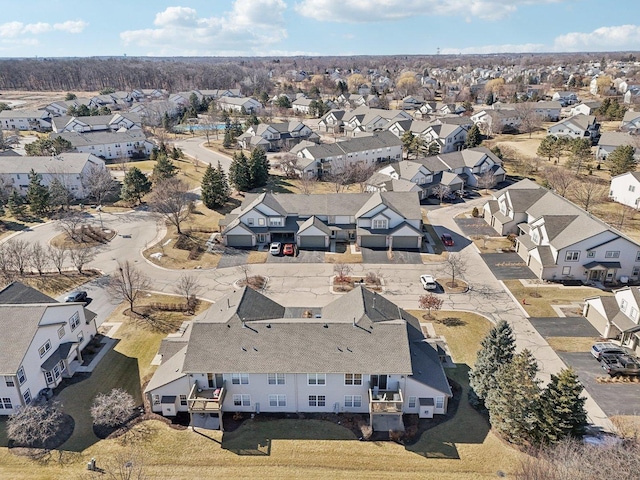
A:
[371,374,388,390]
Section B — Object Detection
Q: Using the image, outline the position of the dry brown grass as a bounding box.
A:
[472,237,514,252]
[107,157,206,190]
[325,251,363,263]
[546,336,601,352]
[18,271,101,297]
[246,250,268,264]
[503,279,611,317]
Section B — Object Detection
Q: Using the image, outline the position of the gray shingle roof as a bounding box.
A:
[0,282,57,304]
[144,346,188,393]
[52,130,148,147]
[409,342,452,396]
[0,153,101,175]
[0,305,49,374]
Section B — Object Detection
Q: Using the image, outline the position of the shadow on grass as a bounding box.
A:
[55,345,142,452]
[221,418,356,456]
[404,365,490,460]
[249,176,295,194]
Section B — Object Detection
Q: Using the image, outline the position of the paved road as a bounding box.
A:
[2,195,614,431]
[174,135,233,172]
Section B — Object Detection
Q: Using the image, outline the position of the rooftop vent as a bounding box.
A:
[266,324,271,329]
[323,324,328,328]
[241,347,247,352]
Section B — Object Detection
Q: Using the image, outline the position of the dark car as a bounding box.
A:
[601,353,640,377]
[65,290,87,303]
[441,233,454,247]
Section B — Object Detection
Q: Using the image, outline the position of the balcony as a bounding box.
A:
[187,380,226,413]
[369,387,403,414]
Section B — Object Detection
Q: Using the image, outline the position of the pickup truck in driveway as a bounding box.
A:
[600,353,640,377]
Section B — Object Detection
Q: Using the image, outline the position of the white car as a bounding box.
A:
[269,242,282,255]
[420,274,437,290]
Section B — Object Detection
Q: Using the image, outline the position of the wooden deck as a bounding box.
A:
[187,381,226,413]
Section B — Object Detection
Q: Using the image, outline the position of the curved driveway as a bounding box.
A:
[4,195,612,431]
[174,135,233,172]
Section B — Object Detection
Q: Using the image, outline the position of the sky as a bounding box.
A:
[1,0,639,58]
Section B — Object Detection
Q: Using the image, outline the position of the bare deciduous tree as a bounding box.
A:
[478,171,497,193]
[443,252,468,288]
[333,263,353,282]
[543,167,576,197]
[173,274,203,313]
[82,165,114,205]
[614,204,637,230]
[48,245,67,274]
[418,293,444,317]
[69,246,97,274]
[56,211,88,243]
[345,162,377,193]
[81,451,150,480]
[91,388,136,428]
[5,238,30,275]
[29,242,50,275]
[514,102,543,138]
[148,177,192,235]
[279,153,300,178]
[7,403,65,447]
[0,243,16,281]
[107,260,151,314]
[432,184,451,203]
[568,177,607,213]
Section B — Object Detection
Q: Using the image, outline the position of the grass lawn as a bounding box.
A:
[547,336,601,352]
[503,279,611,317]
[472,236,513,252]
[19,271,101,297]
[325,251,363,264]
[0,306,525,479]
[246,250,268,264]
[107,157,206,190]
[143,205,223,269]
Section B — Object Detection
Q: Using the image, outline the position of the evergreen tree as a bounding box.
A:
[486,350,541,446]
[249,147,270,188]
[26,169,50,216]
[401,130,415,158]
[222,130,233,148]
[608,145,636,177]
[465,124,482,148]
[468,319,516,403]
[152,154,178,183]
[228,152,252,191]
[246,113,260,126]
[162,112,171,130]
[7,190,26,218]
[201,162,229,209]
[275,96,291,108]
[48,178,72,211]
[486,92,494,106]
[537,368,587,444]
[121,167,151,205]
[537,135,560,161]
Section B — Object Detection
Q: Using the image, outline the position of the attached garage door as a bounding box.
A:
[360,235,387,248]
[392,236,419,249]
[226,235,253,247]
[298,236,326,249]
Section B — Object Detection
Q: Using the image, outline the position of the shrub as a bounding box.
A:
[472,206,480,217]
[91,388,136,427]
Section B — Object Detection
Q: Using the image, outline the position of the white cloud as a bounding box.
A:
[294,0,559,23]
[440,43,546,55]
[0,19,86,38]
[553,25,640,51]
[54,20,89,34]
[121,1,287,56]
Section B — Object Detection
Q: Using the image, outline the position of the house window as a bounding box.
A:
[153,395,160,405]
[308,395,326,407]
[636,251,640,262]
[587,251,595,258]
[621,299,628,311]
[247,218,254,225]
[269,218,283,227]
[344,374,362,385]
[1,398,12,409]
[631,307,638,320]
[562,266,571,276]
[630,185,636,192]
[258,218,265,226]
[408,396,417,408]
[435,397,444,409]
[69,312,80,331]
[268,373,285,385]
[231,373,249,385]
[17,368,26,385]
[5,376,14,387]
[531,231,539,244]
[344,395,362,408]
[565,251,580,262]
[45,371,54,384]
[307,373,326,385]
[39,340,52,358]
[373,219,387,230]
[269,394,286,407]
[78,331,84,343]
[605,251,620,258]
[180,395,187,406]
[57,325,65,339]
[23,389,31,405]
[633,266,640,277]
[233,394,250,406]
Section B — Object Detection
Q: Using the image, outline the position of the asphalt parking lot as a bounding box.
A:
[216,248,250,268]
[266,249,326,263]
[360,248,423,264]
[480,252,538,280]
[529,317,600,338]
[454,217,498,237]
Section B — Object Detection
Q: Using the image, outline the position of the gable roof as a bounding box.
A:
[0,304,49,374]
[52,130,148,148]
[0,152,103,175]
[0,282,57,304]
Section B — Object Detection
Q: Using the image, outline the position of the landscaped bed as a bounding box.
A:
[331,273,383,293]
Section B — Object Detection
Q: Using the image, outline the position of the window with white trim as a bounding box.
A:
[77,331,84,343]
[38,340,52,358]
[344,374,362,386]
[258,218,265,226]
[630,185,636,192]
[268,373,285,385]
[1,398,12,409]
[153,395,160,405]
[562,266,571,276]
[307,373,326,385]
[605,251,620,258]
[587,251,595,258]
[69,312,80,331]
[269,394,286,407]
[23,389,31,405]
[308,395,326,407]
[57,325,65,339]
[180,395,187,406]
[233,394,250,406]
[231,373,249,385]
[373,219,387,230]
[565,251,580,261]
[633,266,640,276]
[408,396,417,408]
[621,299,628,312]
[344,395,362,408]
[636,251,640,262]
[435,397,444,409]
[17,367,26,385]
[631,307,638,320]
[269,218,283,226]
[5,376,14,387]
[45,371,54,384]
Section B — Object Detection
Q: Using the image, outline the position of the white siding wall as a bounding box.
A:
[610,174,640,209]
